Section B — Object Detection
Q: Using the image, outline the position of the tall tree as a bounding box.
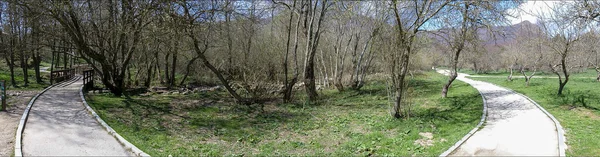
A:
[22,0,156,96]
[538,2,586,95]
[438,1,515,98]
[302,0,329,101]
[389,0,449,118]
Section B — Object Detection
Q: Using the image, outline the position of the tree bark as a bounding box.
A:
[33,52,42,84]
[303,0,327,101]
[170,49,177,87]
[280,0,301,102]
[507,67,513,81]
[442,72,457,98]
[4,54,16,87]
[20,49,29,86]
[164,53,170,85]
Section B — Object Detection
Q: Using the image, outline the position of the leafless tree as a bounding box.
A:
[538,2,586,95]
[437,1,515,98]
[389,0,449,118]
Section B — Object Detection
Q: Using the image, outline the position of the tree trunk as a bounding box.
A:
[33,52,42,84]
[392,47,412,118]
[21,49,29,86]
[179,56,200,86]
[282,0,301,103]
[304,52,318,100]
[472,61,478,74]
[144,61,153,87]
[200,55,248,105]
[595,68,600,82]
[303,0,327,101]
[393,91,403,118]
[557,81,567,95]
[282,0,294,102]
[507,67,513,81]
[6,48,16,87]
[170,51,177,87]
[164,53,170,85]
[442,72,457,98]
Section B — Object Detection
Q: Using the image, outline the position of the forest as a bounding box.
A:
[1,0,600,156]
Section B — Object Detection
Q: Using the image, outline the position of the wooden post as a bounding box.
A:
[1,80,6,111]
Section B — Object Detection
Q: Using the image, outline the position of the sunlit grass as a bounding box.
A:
[86,71,483,156]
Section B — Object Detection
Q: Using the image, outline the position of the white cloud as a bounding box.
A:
[507,0,559,25]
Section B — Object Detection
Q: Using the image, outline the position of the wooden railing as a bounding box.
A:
[83,70,94,92]
[50,69,75,84]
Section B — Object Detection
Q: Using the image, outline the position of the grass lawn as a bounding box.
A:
[0,69,49,90]
[468,76,600,156]
[458,68,598,78]
[85,71,483,156]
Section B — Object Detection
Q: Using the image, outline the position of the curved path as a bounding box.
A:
[21,77,131,156]
[438,70,561,156]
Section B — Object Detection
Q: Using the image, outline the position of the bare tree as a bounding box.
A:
[21,1,157,96]
[175,1,251,105]
[301,0,330,101]
[538,2,586,95]
[388,0,449,118]
[438,1,515,98]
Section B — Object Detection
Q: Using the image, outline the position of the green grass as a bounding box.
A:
[86,71,483,156]
[0,68,49,90]
[459,68,598,78]
[468,76,600,156]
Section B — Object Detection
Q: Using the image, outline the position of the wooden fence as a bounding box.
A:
[83,70,94,92]
[50,69,75,84]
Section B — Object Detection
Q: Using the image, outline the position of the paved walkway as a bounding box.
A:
[468,75,595,79]
[437,70,560,156]
[22,77,131,156]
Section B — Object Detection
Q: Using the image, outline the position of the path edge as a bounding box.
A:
[79,86,150,157]
[14,80,65,156]
[438,80,488,156]
[494,86,567,156]
[438,73,488,157]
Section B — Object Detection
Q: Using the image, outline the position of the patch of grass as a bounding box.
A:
[86,71,483,156]
[0,69,49,90]
[459,68,598,78]
[469,76,600,156]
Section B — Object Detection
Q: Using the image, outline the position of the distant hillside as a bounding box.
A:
[426,20,541,51]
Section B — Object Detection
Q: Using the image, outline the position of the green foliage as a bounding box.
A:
[86,71,483,156]
[470,76,600,156]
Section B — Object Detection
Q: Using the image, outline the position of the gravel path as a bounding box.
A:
[22,77,132,156]
[0,90,39,156]
[467,75,595,79]
[438,70,560,156]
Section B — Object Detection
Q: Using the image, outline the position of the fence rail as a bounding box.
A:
[50,69,75,84]
[83,70,94,92]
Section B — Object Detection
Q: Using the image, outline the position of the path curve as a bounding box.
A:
[21,77,132,156]
[437,70,562,156]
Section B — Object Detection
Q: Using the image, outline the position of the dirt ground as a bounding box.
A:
[0,90,39,156]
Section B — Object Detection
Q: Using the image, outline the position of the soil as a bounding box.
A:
[0,90,39,156]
